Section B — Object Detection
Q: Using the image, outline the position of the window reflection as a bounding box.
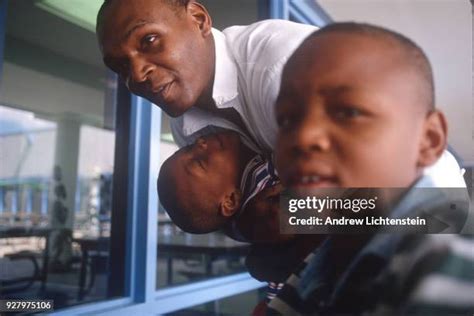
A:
[0,0,120,308]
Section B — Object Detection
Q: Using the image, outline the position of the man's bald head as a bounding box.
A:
[97,0,191,34]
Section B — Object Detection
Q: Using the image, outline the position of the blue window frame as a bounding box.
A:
[0,1,332,314]
[270,0,332,25]
[0,0,6,87]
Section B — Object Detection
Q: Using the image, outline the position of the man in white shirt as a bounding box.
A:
[96,0,465,187]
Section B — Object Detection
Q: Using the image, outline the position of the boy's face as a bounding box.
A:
[275,33,429,192]
[169,132,242,208]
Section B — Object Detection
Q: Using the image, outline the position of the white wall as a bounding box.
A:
[0,130,56,178]
[318,0,473,165]
[0,61,113,179]
[78,125,115,177]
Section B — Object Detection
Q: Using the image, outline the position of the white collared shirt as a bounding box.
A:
[170,19,317,154]
[170,19,466,188]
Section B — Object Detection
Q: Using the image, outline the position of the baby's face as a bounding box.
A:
[171,131,242,207]
[275,33,428,192]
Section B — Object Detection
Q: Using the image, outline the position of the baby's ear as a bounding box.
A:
[417,110,447,168]
[219,190,242,217]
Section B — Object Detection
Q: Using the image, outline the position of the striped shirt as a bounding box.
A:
[267,177,474,315]
[240,155,279,211]
[227,155,280,242]
[267,282,285,302]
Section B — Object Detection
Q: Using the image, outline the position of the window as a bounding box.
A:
[155,0,263,292]
[0,0,125,309]
[156,114,249,290]
[0,1,331,314]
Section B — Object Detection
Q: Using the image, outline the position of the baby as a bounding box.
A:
[157,130,283,242]
[268,22,473,315]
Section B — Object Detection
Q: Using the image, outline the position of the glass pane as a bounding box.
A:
[164,289,264,316]
[154,0,261,291]
[157,114,249,289]
[0,0,122,308]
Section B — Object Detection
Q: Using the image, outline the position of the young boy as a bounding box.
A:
[157,129,285,243]
[269,22,473,315]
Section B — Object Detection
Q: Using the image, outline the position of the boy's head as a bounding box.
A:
[158,131,244,233]
[275,22,447,191]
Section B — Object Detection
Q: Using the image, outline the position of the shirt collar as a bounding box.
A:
[296,175,465,304]
[389,175,437,220]
[326,176,437,301]
[239,155,265,194]
[350,175,436,261]
[211,28,239,107]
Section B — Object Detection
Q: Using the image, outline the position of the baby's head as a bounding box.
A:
[158,131,246,233]
[275,22,447,191]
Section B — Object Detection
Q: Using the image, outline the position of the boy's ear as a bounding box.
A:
[187,2,212,37]
[417,110,447,168]
[219,190,242,217]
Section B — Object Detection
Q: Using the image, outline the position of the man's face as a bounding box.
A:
[275,33,427,192]
[170,131,242,206]
[98,0,214,117]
